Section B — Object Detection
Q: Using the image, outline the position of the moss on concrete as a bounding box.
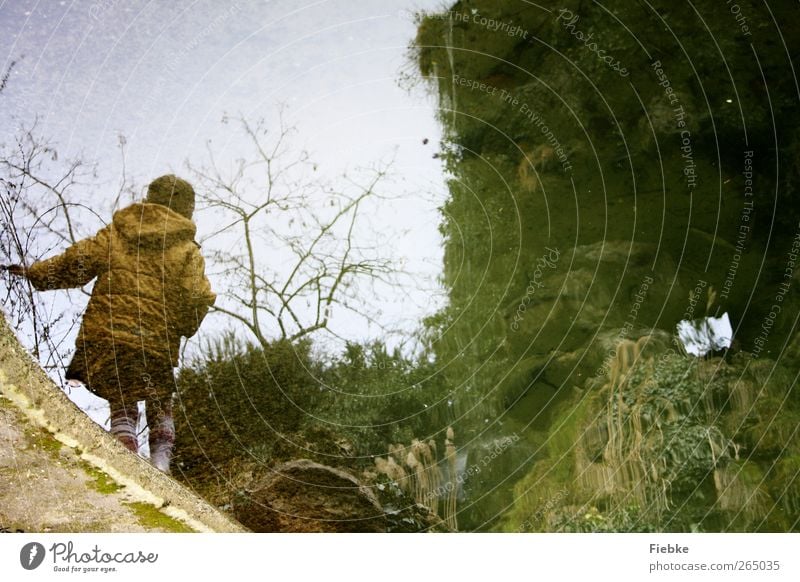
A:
[27,429,63,458]
[123,502,194,533]
[0,312,247,533]
[81,462,125,495]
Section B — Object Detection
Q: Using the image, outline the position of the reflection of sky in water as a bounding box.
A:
[2,1,443,169]
[1,0,449,445]
[1,0,448,342]
[677,313,733,357]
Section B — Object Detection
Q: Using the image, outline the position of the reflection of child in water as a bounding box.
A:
[8,175,216,472]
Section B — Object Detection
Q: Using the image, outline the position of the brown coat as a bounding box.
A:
[26,203,216,385]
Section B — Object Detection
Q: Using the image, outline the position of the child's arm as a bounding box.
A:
[23,228,109,291]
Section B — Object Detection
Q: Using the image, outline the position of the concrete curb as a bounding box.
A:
[0,313,248,533]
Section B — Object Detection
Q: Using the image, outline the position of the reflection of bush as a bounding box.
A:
[173,336,448,507]
[501,340,800,532]
[373,427,458,530]
[173,334,324,489]
[313,342,448,457]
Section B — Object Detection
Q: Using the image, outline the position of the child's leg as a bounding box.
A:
[109,399,140,453]
[147,396,175,473]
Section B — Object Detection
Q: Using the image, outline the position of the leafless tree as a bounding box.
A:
[189,112,399,349]
[3,92,403,370]
[0,77,135,377]
[0,118,99,375]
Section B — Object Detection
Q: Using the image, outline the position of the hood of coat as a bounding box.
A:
[112,203,197,249]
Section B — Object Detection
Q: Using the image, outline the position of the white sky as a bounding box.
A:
[677,312,733,357]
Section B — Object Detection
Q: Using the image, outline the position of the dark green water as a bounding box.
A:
[413,0,800,531]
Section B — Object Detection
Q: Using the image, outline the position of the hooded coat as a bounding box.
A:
[26,202,216,399]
